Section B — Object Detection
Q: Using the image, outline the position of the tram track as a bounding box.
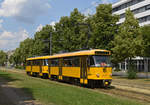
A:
[112,82,150,90]
[94,85,150,104]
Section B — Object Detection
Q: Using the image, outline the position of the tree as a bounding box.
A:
[111,9,143,79]
[89,4,119,49]
[33,25,54,56]
[11,38,34,67]
[0,50,7,66]
[19,38,34,64]
[9,54,15,65]
[10,5,120,67]
[53,8,86,53]
[141,25,150,57]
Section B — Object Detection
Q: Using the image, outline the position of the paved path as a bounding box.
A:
[113,71,150,78]
[0,77,42,105]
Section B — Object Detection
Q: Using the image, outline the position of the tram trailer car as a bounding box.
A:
[26,49,112,87]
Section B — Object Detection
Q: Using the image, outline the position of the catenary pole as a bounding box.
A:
[50,32,52,55]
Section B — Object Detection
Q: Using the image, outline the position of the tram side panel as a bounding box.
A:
[49,59,59,79]
[26,60,32,75]
[87,67,112,80]
[50,67,59,76]
[61,57,81,80]
[26,66,31,74]
[62,67,80,78]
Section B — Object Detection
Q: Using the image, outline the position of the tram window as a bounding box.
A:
[73,57,80,67]
[32,60,35,66]
[45,59,48,66]
[33,60,35,66]
[93,55,111,67]
[32,60,40,66]
[63,57,80,67]
[26,61,31,66]
[88,56,111,67]
[63,58,72,67]
[51,59,59,66]
[34,60,36,66]
[31,61,33,65]
[43,59,48,66]
[36,60,40,66]
[89,56,95,67]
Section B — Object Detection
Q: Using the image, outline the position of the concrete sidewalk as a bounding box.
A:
[113,71,150,78]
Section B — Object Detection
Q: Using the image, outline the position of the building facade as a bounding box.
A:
[112,0,150,72]
[112,0,150,26]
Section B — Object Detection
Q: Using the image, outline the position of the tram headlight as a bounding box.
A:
[96,73,100,77]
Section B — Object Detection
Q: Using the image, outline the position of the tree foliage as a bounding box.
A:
[0,50,7,66]
[111,9,143,63]
[33,25,54,56]
[111,9,143,79]
[53,8,86,53]
[10,38,34,66]
[141,25,150,57]
[10,4,119,67]
[89,4,119,49]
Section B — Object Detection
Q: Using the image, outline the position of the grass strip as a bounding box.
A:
[0,70,144,105]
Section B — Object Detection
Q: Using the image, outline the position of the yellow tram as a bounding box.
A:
[26,49,112,87]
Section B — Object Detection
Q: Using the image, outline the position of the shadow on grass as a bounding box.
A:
[0,73,19,82]
[0,71,37,105]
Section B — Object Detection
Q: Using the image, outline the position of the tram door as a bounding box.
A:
[31,60,32,75]
[48,59,51,78]
[39,60,42,76]
[59,58,63,80]
[80,56,88,84]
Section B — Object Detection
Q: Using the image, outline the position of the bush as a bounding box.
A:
[15,65,24,70]
[127,70,137,79]
[127,62,137,79]
[114,68,121,72]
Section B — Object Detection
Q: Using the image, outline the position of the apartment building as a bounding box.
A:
[112,0,150,26]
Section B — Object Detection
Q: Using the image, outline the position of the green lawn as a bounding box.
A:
[0,70,144,105]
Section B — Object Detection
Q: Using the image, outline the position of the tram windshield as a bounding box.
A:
[90,55,111,67]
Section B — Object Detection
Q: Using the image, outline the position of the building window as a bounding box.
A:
[139,17,146,23]
[112,0,145,13]
[147,16,150,21]
[119,4,150,19]
[138,15,150,23]
[120,13,125,19]
[146,5,150,10]
[138,7,146,13]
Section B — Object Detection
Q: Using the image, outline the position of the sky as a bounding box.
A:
[0,0,118,51]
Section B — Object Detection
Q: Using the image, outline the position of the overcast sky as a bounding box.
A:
[0,0,118,51]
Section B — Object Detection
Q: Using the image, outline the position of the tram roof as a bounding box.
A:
[26,49,110,60]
